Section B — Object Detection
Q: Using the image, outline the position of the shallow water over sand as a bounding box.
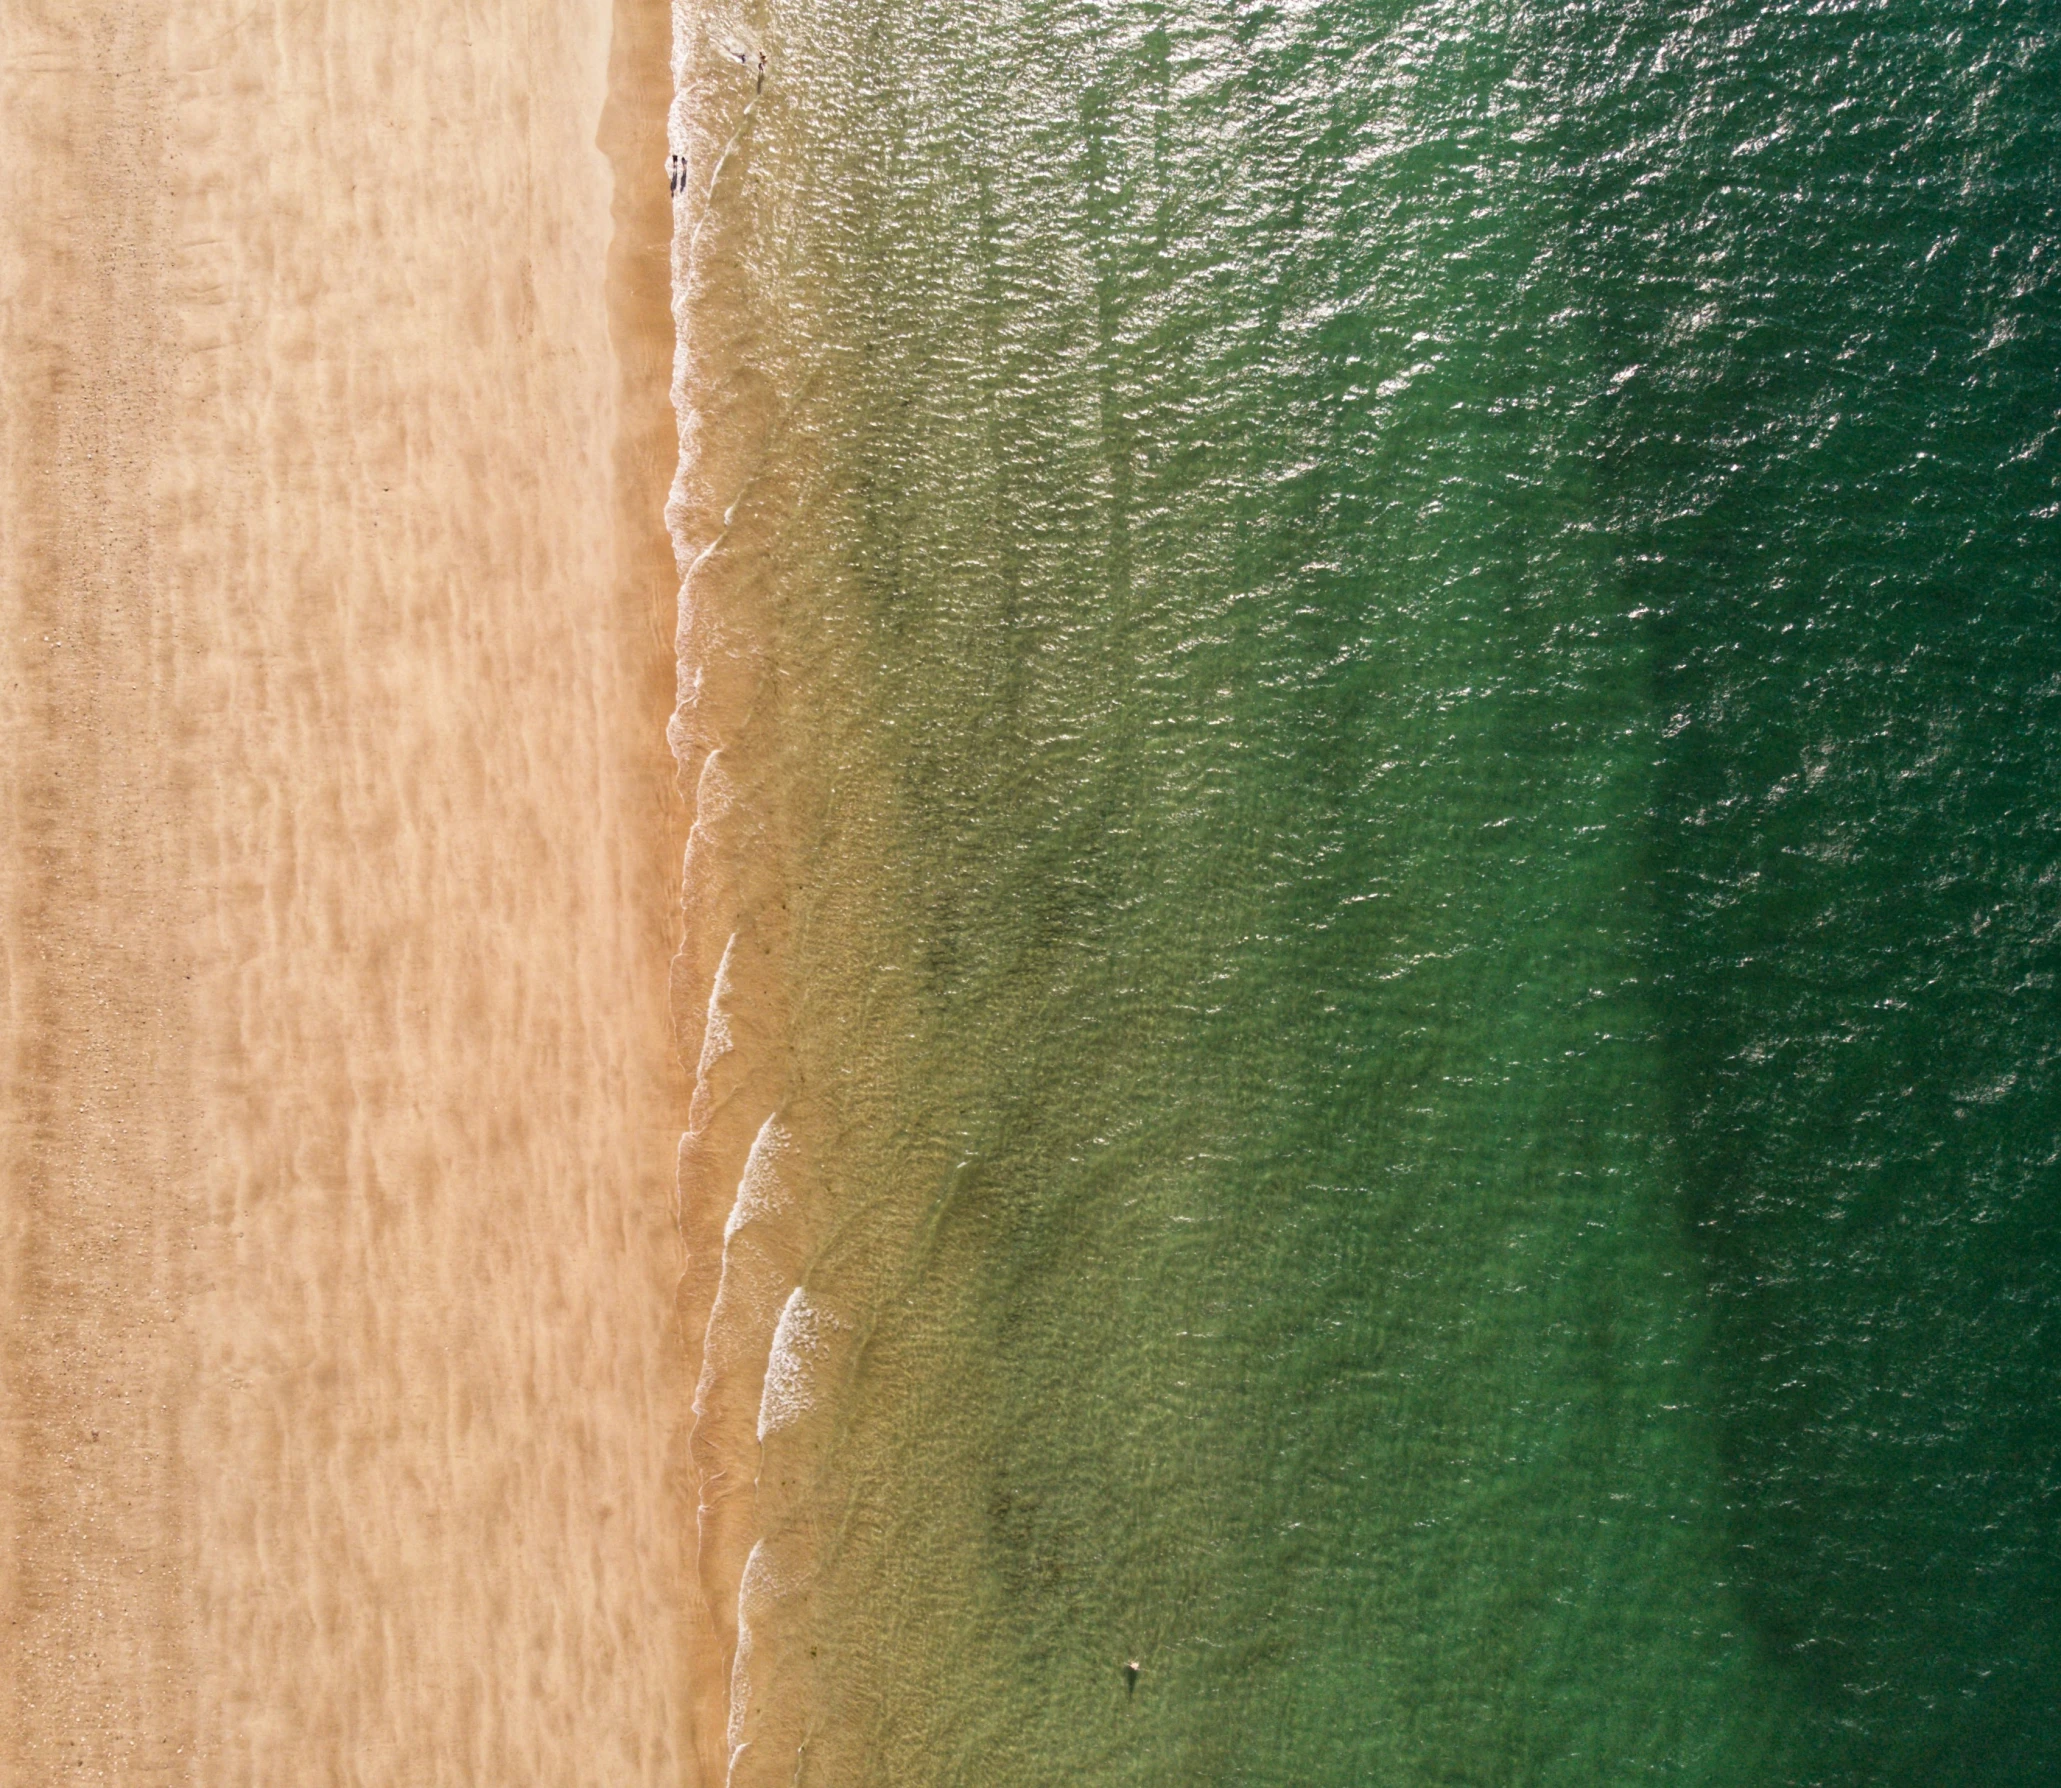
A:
[671,0,2061,1781]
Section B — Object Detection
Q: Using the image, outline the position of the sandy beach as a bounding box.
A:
[0,3,703,1781]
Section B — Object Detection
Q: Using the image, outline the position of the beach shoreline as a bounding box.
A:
[663,10,822,1778]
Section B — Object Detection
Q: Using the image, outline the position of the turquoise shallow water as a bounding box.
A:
[688,0,2061,1779]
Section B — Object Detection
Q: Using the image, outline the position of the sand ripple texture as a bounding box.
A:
[0,3,695,1784]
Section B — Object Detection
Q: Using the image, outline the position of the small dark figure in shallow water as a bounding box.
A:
[1124,1659,1141,1697]
[667,153,687,198]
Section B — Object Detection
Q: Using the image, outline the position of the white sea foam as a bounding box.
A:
[723,1535,801,1783]
[759,1287,842,1442]
[686,931,743,1142]
[697,931,739,1082]
[681,748,737,887]
[665,668,701,764]
[728,1113,791,1240]
[693,1113,792,1422]
[724,1537,769,1768]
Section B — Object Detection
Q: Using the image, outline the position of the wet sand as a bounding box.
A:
[0,3,700,1782]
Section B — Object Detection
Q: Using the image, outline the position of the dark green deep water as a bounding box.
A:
[696,0,2061,1779]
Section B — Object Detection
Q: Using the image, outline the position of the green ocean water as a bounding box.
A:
[692,0,2061,1780]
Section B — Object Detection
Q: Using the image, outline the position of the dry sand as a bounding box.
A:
[0,2,707,1781]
